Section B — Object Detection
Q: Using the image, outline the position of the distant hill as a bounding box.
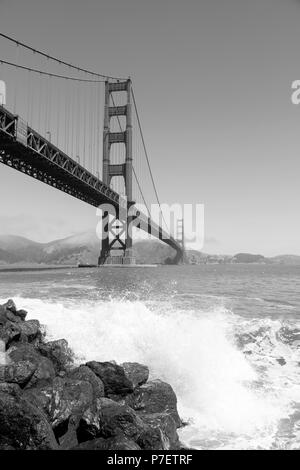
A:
[231,253,266,264]
[186,251,300,265]
[0,233,300,266]
[269,254,300,265]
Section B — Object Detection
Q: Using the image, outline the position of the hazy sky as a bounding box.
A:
[0,0,300,255]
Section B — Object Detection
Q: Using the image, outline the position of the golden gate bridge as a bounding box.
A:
[0,33,184,265]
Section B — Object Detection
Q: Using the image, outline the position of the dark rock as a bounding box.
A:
[138,412,180,450]
[0,382,21,396]
[7,343,55,388]
[38,339,74,373]
[73,436,141,450]
[121,362,149,389]
[68,365,105,399]
[19,320,41,343]
[86,361,134,396]
[24,376,94,429]
[0,301,23,325]
[98,397,145,440]
[23,385,52,413]
[0,300,27,321]
[0,388,58,449]
[0,307,7,325]
[27,357,56,388]
[76,398,102,441]
[48,377,94,427]
[7,343,37,361]
[76,397,143,444]
[3,299,17,314]
[16,309,28,321]
[57,414,81,449]
[0,302,182,450]
[124,380,181,427]
[0,320,21,347]
[5,310,22,323]
[276,357,286,366]
[3,360,37,387]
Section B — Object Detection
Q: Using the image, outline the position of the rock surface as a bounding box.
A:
[121,362,149,388]
[124,379,182,427]
[67,365,105,398]
[38,339,74,373]
[0,386,58,449]
[0,299,182,450]
[86,361,134,396]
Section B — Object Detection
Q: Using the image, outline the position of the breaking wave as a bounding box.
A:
[3,295,300,450]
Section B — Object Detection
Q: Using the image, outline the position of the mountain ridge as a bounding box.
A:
[0,233,299,265]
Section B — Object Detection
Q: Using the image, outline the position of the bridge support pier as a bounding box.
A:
[98,79,136,266]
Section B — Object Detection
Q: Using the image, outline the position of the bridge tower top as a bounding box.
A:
[102,78,133,204]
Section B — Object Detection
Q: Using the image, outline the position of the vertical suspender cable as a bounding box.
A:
[13,43,19,113]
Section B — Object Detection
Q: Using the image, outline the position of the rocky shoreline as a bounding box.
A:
[0,299,183,450]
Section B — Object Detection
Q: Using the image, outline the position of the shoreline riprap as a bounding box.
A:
[0,299,183,450]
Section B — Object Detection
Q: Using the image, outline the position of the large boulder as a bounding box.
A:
[121,362,149,389]
[0,320,21,347]
[6,343,55,388]
[19,319,42,344]
[24,376,94,429]
[0,300,27,321]
[86,361,134,396]
[5,310,22,324]
[98,397,146,441]
[2,299,17,314]
[38,339,74,373]
[73,436,141,450]
[2,360,37,387]
[137,412,180,450]
[15,309,28,321]
[0,303,21,347]
[124,380,181,427]
[68,365,105,398]
[0,387,58,449]
[74,397,146,444]
[0,303,41,348]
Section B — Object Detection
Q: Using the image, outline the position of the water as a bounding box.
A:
[0,264,299,450]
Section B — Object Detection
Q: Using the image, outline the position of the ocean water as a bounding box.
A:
[0,264,299,450]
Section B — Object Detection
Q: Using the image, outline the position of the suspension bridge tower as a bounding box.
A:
[176,218,188,264]
[98,79,136,266]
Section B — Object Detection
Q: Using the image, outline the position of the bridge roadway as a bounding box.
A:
[0,106,183,263]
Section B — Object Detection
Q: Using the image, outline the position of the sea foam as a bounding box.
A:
[3,295,299,450]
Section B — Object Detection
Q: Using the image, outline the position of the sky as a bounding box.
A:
[0,0,300,255]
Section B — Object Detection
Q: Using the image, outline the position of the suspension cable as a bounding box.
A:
[131,87,169,231]
[0,59,107,82]
[0,32,125,80]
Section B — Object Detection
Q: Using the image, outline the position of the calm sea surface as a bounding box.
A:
[0,264,299,449]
